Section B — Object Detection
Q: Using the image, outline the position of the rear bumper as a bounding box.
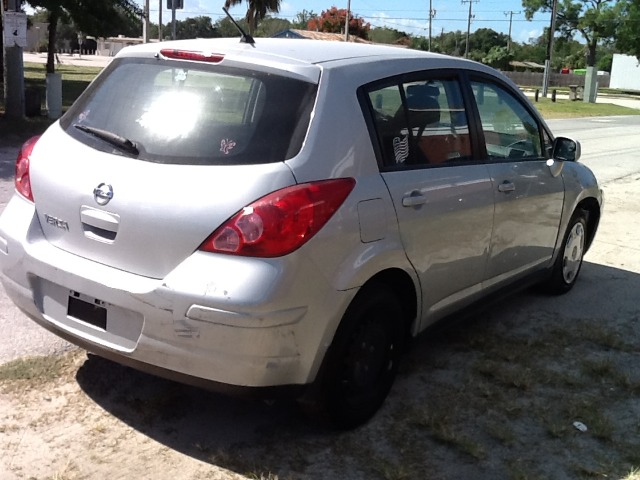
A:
[0,195,354,389]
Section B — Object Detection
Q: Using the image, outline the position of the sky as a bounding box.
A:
[136,0,553,45]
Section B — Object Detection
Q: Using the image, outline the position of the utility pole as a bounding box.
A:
[158,0,163,41]
[171,0,176,40]
[462,0,477,59]
[542,0,558,97]
[504,10,520,53]
[142,0,150,43]
[344,0,351,42]
[3,0,26,119]
[428,1,436,52]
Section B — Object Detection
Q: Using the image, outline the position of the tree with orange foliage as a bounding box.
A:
[307,6,370,40]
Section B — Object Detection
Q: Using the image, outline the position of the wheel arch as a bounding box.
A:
[576,196,601,252]
[303,268,419,425]
[360,268,419,340]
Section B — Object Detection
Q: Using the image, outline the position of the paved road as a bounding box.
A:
[0,117,639,364]
[23,52,113,69]
[547,115,640,183]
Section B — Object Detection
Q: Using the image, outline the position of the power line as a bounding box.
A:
[144,8,552,24]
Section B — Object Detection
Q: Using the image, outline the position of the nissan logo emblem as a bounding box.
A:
[93,183,114,206]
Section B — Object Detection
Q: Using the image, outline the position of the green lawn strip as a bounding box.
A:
[22,62,104,111]
[529,97,640,119]
[1,63,103,143]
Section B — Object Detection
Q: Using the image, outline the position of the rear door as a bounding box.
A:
[468,77,564,285]
[364,74,494,324]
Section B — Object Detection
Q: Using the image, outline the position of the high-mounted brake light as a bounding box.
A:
[15,135,40,202]
[200,178,356,258]
[159,49,225,63]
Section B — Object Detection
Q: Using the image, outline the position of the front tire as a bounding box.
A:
[322,284,404,429]
[546,211,588,294]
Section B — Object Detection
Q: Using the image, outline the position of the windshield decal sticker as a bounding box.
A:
[393,134,409,164]
[174,69,188,83]
[220,138,237,155]
[78,109,90,123]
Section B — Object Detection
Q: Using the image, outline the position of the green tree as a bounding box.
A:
[291,9,317,29]
[482,46,514,70]
[223,0,281,36]
[213,16,248,37]
[307,7,370,40]
[522,0,618,67]
[255,16,291,36]
[169,16,219,39]
[429,30,466,56]
[554,35,587,70]
[512,30,547,64]
[23,0,141,73]
[615,0,640,60]
[470,28,509,54]
[410,36,429,51]
[368,27,409,45]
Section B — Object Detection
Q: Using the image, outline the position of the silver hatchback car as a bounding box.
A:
[0,38,602,427]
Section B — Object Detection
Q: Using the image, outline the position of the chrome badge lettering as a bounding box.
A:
[93,183,114,206]
[44,214,70,231]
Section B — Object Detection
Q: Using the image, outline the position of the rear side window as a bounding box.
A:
[366,77,473,168]
[61,58,317,165]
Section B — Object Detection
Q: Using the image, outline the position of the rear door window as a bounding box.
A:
[366,77,474,168]
[61,58,317,165]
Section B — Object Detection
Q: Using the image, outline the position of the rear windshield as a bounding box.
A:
[60,58,318,165]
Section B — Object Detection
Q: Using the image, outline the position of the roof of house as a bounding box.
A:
[272,29,371,44]
[509,60,546,70]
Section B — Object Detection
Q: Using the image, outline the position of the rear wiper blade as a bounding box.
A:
[74,124,139,155]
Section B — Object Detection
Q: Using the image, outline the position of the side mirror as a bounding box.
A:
[552,136,581,162]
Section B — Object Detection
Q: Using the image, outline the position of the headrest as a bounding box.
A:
[405,84,440,112]
[406,84,440,98]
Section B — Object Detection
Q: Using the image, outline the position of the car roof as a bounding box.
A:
[115,37,501,86]
[116,37,475,68]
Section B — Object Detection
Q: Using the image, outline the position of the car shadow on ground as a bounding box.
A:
[75,261,640,480]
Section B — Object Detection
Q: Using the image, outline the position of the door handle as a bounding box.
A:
[497,181,515,193]
[402,192,427,207]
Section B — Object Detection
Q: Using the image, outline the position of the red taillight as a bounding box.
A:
[200,178,356,258]
[160,49,224,63]
[15,135,40,202]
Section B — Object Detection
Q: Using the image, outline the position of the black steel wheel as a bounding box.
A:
[323,284,404,429]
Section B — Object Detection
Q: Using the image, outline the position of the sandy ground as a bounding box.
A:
[1,143,639,479]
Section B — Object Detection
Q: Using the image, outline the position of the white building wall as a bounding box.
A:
[610,54,640,90]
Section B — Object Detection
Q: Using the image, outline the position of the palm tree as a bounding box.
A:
[224,0,281,35]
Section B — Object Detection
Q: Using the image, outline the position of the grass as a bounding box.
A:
[0,62,103,144]
[529,96,640,118]
[22,62,103,110]
[0,354,69,384]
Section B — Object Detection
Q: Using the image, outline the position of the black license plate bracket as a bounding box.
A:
[68,293,107,330]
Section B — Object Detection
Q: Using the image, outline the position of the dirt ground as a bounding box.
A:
[1,163,640,479]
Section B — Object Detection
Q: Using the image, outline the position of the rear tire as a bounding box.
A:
[322,284,404,429]
[545,210,588,295]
